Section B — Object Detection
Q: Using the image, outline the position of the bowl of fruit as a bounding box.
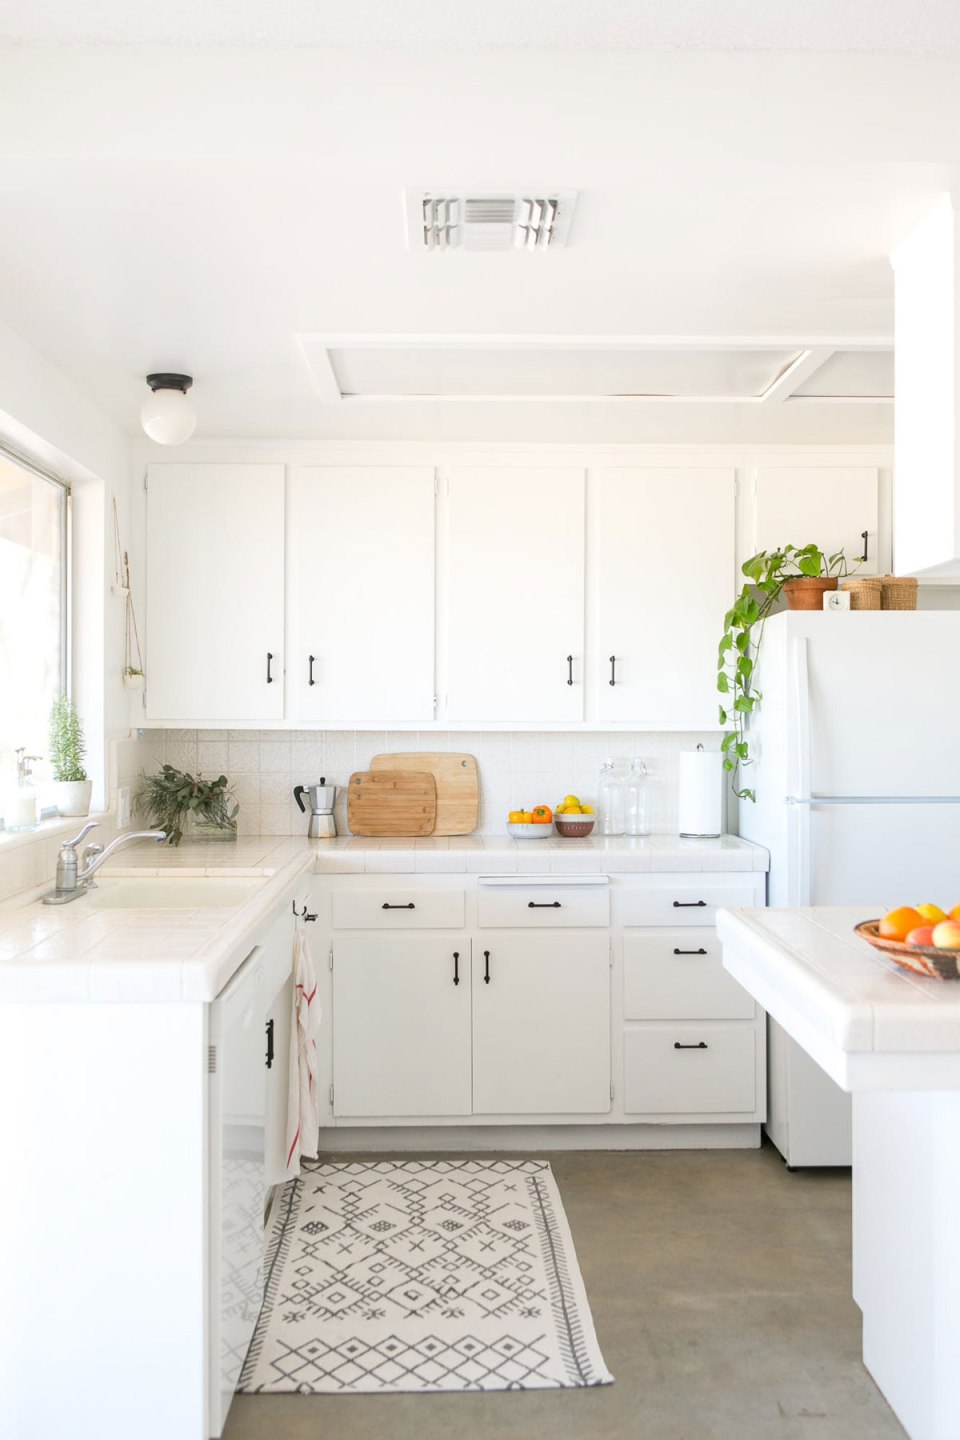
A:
[507,805,554,838]
[553,795,596,838]
[856,904,960,979]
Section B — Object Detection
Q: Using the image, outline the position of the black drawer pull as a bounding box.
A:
[609,655,616,687]
[528,900,561,909]
[308,654,316,687]
[266,651,274,684]
[452,951,460,986]
[673,900,707,908]
[566,654,574,686]
[674,1041,708,1050]
[483,949,491,985]
[674,947,707,956]
[382,902,416,910]
[265,1018,275,1069]
[860,529,869,563]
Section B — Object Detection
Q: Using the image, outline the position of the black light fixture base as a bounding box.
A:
[145,372,193,394]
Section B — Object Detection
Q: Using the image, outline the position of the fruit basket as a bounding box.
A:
[554,815,596,838]
[855,920,960,980]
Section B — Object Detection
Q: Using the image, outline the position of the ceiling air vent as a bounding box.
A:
[406,190,577,252]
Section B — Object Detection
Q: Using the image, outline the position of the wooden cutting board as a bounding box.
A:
[370,753,479,836]
[347,770,438,837]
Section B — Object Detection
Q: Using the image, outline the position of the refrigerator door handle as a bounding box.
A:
[789,636,812,906]
[786,795,960,805]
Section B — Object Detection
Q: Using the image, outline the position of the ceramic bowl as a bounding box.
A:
[554,815,596,838]
[506,822,553,839]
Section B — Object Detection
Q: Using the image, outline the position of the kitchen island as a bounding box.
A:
[717,905,960,1440]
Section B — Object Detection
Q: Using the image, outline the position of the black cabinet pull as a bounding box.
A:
[673,947,708,955]
[265,1018,275,1069]
[382,902,416,910]
[609,655,616,687]
[674,1041,708,1050]
[566,654,573,686]
[452,951,460,986]
[483,949,491,985]
[528,900,561,908]
[673,899,707,908]
[308,654,316,687]
[266,651,274,684]
[860,529,869,563]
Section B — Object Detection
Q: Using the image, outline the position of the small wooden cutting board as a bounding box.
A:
[370,753,479,836]
[347,770,438,837]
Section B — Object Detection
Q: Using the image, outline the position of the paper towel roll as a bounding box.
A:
[678,748,722,838]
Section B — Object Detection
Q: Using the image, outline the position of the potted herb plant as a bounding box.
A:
[138,765,238,846]
[48,694,92,816]
[718,544,855,800]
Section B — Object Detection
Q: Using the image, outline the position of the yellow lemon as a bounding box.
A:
[917,903,948,925]
[580,803,595,814]
[563,794,581,808]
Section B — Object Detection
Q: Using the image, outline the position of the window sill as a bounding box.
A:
[0,812,108,852]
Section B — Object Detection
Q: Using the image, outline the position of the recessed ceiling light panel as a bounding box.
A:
[405,190,577,252]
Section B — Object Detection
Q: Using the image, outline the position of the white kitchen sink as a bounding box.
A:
[82,877,267,910]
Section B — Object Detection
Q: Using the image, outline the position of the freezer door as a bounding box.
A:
[799,613,960,798]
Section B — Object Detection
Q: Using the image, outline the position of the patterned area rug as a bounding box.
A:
[239,1158,613,1394]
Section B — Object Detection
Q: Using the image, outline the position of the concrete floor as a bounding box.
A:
[224,1143,905,1440]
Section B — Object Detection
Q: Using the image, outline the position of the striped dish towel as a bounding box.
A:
[284,921,322,1176]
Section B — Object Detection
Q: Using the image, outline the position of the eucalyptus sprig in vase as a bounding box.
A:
[138,765,238,846]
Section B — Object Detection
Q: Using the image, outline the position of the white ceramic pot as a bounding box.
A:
[123,672,145,691]
[52,780,93,817]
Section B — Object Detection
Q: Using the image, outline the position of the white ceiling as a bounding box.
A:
[2,0,960,54]
[0,43,955,442]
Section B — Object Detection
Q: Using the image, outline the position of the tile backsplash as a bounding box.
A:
[131,729,723,838]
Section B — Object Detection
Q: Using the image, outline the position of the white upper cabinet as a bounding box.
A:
[444,467,585,723]
[145,464,285,722]
[287,467,436,724]
[753,467,880,575]
[594,468,735,727]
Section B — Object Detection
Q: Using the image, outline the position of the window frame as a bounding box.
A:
[0,438,71,705]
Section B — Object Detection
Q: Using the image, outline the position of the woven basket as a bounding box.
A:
[881,574,918,611]
[841,577,882,610]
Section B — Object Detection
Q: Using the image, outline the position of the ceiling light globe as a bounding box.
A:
[140,386,197,445]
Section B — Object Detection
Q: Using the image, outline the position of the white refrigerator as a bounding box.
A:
[737,610,960,1167]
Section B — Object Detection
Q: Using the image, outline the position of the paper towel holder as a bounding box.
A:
[678,743,723,840]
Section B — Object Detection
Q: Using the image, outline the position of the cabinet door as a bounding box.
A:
[595,468,735,726]
[145,464,284,721]
[332,936,471,1117]
[445,468,585,722]
[472,934,610,1114]
[753,467,879,575]
[288,467,436,723]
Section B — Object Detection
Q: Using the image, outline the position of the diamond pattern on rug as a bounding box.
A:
[239,1159,613,1394]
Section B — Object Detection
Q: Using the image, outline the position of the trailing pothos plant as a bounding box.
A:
[718,543,855,801]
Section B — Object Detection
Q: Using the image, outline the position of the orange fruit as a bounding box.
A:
[950,905,960,924]
[531,805,553,824]
[878,906,924,942]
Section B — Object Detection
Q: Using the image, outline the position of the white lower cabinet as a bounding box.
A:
[333,935,472,1118]
[472,934,611,1115]
[321,869,765,1132]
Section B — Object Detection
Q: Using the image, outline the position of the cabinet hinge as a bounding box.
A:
[143,469,148,491]
[328,946,334,971]
[610,1082,615,1102]
[433,695,438,717]
[207,1044,217,1075]
[434,472,440,495]
[329,1084,334,1106]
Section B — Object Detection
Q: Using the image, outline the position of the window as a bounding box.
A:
[0,448,69,795]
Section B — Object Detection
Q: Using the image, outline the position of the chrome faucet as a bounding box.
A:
[42,822,166,905]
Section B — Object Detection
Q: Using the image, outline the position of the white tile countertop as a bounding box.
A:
[0,833,766,1004]
[717,906,960,1092]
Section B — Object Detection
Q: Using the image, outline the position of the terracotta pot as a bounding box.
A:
[783,576,838,611]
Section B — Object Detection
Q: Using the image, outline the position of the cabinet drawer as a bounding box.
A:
[332,889,465,929]
[621,880,756,927]
[623,1025,757,1115]
[623,932,756,1021]
[477,886,610,928]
